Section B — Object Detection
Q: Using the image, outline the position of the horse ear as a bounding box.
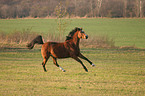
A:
[75,27,79,31]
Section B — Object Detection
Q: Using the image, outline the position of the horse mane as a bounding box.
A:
[65,27,82,41]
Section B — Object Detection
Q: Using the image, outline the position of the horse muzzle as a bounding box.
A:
[85,35,88,39]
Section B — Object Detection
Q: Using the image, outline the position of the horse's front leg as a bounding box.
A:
[78,53,95,67]
[51,56,66,72]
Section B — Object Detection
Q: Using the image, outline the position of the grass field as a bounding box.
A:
[0,18,145,95]
[0,48,145,96]
[0,18,145,48]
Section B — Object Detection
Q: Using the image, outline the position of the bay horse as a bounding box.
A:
[27,27,95,72]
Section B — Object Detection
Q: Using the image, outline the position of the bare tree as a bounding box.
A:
[0,0,145,18]
[136,0,140,17]
[0,5,9,18]
[139,0,143,17]
[135,0,143,17]
[55,2,71,41]
[123,0,127,17]
[95,0,103,17]
[89,0,94,17]
[74,0,77,17]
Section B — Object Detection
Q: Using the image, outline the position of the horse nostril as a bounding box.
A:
[86,35,88,39]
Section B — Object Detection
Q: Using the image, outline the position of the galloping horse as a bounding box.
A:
[27,27,95,72]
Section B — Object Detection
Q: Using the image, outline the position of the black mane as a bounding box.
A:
[65,27,82,41]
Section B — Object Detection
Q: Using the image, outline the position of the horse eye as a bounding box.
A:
[81,31,84,33]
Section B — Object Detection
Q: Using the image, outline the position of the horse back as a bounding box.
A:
[41,42,70,58]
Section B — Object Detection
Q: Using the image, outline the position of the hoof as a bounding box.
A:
[62,70,66,72]
[44,70,47,72]
[59,66,65,72]
[85,70,88,72]
[85,69,88,72]
[92,64,95,67]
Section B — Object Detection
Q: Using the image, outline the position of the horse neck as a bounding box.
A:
[72,32,80,47]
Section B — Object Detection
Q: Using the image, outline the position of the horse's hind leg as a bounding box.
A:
[71,55,88,72]
[79,53,95,67]
[42,57,49,72]
[41,51,50,72]
[51,56,65,72]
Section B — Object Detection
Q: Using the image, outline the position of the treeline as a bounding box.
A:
[0,0,145,19]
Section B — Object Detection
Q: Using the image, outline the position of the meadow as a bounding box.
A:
[0,18,145,96]
[0,48,145,96]
[0,18,145,48]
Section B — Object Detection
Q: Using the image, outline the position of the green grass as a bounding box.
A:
[0,48,145,96]
[0,18,145,48]
[0,18,145,95]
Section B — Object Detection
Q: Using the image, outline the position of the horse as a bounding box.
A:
[27,27,95,72]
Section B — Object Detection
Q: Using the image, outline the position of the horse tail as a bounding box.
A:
[27,35,44,49]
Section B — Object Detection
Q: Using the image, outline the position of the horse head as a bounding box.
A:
[65,27,88,41]
[77,28,88,39]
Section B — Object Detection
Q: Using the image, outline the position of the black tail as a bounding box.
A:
[27,35,44,49]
